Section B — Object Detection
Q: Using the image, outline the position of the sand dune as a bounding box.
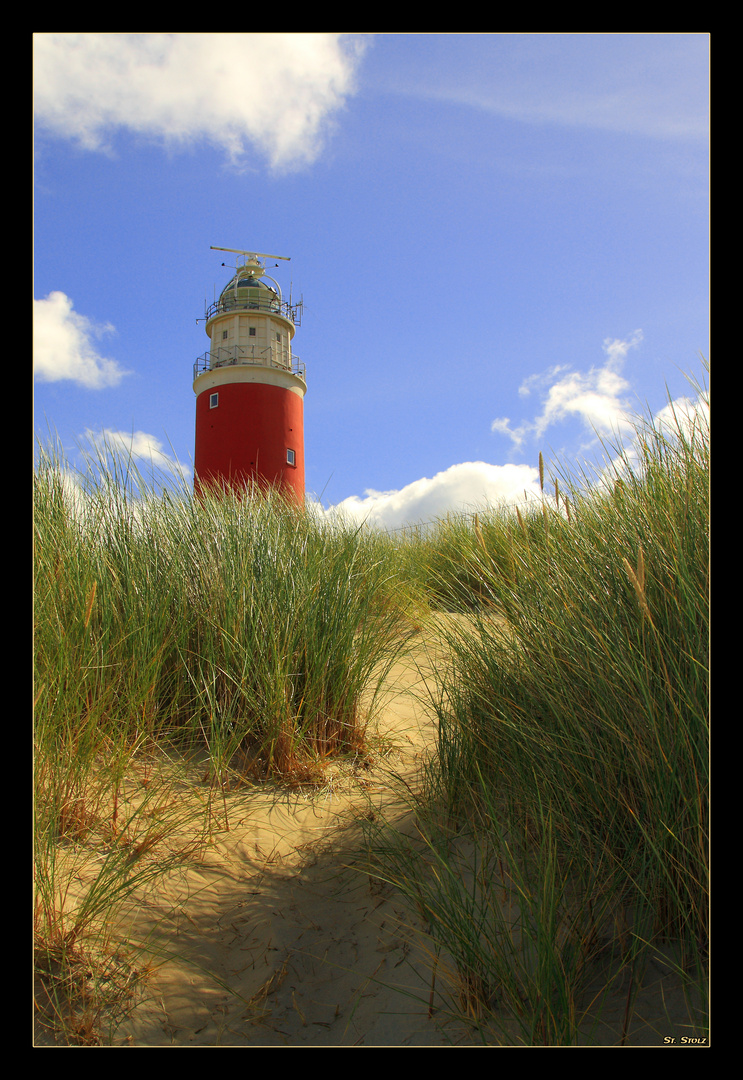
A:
[43,615,705,1047]
[112,616,472,1046]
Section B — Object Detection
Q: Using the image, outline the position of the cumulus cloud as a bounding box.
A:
[652,391,710,444]
[33,33,367,171]
[33,291,130,388]
[492,331,643,450]
[317,461,543,531]
[82,427,191,482]
[592,385,709,494]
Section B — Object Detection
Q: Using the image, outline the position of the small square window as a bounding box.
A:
[286,448,296,467]
[222,330,228,340]
[276,332,281,342]
[210,393,219,409]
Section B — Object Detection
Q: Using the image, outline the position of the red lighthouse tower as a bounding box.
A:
[193,247,306,502]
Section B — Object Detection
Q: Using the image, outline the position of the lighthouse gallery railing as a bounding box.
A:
[193,344,306,383]
[204,295,302,325]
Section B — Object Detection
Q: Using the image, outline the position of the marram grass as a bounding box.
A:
[34,376,709,1044]
[34,448,417,779]
[33,440,423,1042]
[365,379,709,1044]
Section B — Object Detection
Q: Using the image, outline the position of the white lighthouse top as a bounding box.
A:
[195,246,304,383]
[204,245,302,329]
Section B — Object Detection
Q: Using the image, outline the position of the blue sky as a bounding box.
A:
[33,33,709,529]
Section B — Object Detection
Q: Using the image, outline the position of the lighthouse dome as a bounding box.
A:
[217,271,282,316]
[221,274,276,298]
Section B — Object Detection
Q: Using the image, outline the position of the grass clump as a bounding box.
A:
[33,438,422,1042]
[366,379,709,1044]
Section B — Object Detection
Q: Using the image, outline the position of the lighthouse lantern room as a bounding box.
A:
[193,247,306,502]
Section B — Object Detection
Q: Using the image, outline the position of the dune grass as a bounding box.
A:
[364,383,709,1044]
[34,371,709,1045]
[33,440,422,1042]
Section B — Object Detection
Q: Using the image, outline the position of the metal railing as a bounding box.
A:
[205,295,302,326]
[193,344,306,383]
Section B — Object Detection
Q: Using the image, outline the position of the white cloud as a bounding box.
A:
[652,391,710,443]
[33,291,129,389]
[492,331,643,450]
[317,460,542,531]
[33,33,367,171]
[593,386,709,493]
[82,427,191,482]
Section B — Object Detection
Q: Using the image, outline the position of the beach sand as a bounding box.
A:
[38,615,708,1047]
[109,615,464,1047]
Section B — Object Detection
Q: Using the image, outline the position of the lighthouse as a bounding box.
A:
[193,247,306,503]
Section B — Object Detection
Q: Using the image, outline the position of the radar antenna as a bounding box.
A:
[211,246,290,262]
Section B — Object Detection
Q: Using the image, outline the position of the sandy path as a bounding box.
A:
[38,612,706,1047]
[114,616,472,1047]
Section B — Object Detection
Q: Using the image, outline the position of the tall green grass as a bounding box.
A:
[33,439,422,1042]
[366,382,709,1043]
[34,375,709,1044]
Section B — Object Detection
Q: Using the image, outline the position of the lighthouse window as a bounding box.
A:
[222,330,228,340]
[210,393,219,409]
[276,332,281,342]
[249,327,256,336]
[286,449,296,467]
